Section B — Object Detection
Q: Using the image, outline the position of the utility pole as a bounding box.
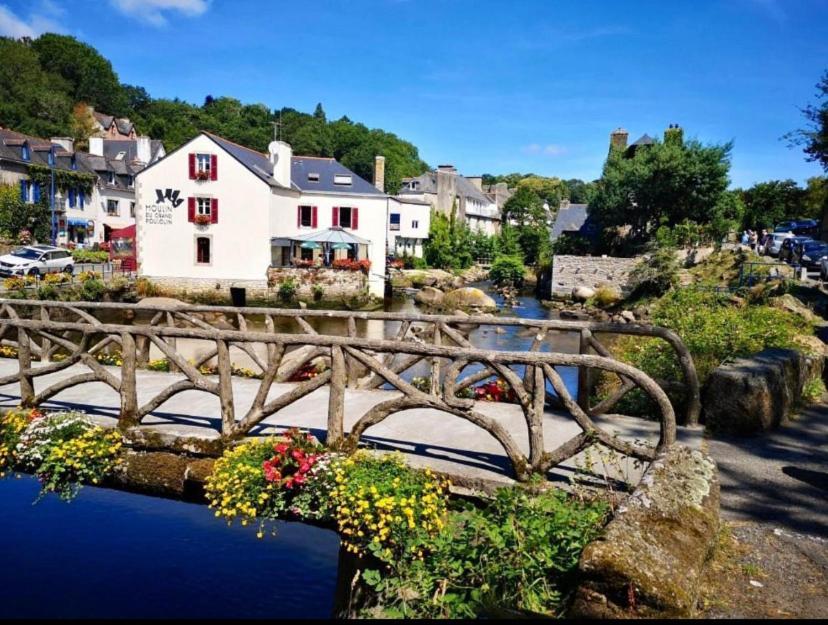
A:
[49,145,56,246]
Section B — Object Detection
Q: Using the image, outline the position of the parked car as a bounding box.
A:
[0,245,74,277]
[819,257,828,281]
[796,241,828,270]
[778,236,812,263]
[764,231,793,256]
[774,219,819,237]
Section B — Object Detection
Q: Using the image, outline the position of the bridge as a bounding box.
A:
[0,300,702,488]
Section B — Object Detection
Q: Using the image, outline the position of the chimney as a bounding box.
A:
[89,136,104,157]
[135,135,151,164]
[664,123,684,147]
[51,137,74,153]
[609,128,628,153]
[373,155,385,192]
[437,164,457,173]
[268,140,293,188]
[467,176,483,191]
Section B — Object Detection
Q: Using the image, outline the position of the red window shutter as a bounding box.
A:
[188,197,195,222]
[311,206,318,228]
[210,154,217,180]
[211,198,218,224]
[188,153,196,179]
[297,206,301,227]
[332,206,339,227]
[352,207,359,230]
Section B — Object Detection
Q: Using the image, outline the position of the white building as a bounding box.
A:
[134,132,391,297]
[387,196,430,258]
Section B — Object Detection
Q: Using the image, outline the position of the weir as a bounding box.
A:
[0,299,700,485]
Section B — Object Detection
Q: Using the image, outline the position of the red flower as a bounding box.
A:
[274,443,288,454]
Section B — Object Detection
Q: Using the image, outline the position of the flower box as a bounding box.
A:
[195,170,211,181]
[194,213,212,225]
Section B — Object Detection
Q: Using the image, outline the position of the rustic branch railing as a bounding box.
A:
[0,299,697,481]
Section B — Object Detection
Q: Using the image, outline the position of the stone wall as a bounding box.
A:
[571,445,720,618]
[702,347,824,435]
[550,254,640,298]
[266,266,368,299]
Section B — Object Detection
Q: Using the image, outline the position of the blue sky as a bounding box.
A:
[1,0,826,187]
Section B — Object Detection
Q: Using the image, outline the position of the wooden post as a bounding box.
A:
[327,345,346,448]
[430,325,442,396]
[577,328,592,412]
[529,365,546,471]
[166,311,179,373]
[346,316,359,388]
[216,339,235,436]
[119,332,138,428]
[40,307,51,363]
[17,327,35,406]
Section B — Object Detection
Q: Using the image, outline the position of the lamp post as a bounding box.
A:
[49,145,57,246]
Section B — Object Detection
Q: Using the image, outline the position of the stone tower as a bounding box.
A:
[664,123,684,147]
[609,128,629,154]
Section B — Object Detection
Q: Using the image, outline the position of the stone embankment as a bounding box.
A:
[550,254,640,299]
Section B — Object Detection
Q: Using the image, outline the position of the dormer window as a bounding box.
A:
[333,174,352,186]
[70,155,77,170]
[108,171,115,184]
[115,151,126,160]
[307,173,320,182]
[21,144,30,161]
[47,150,55,166]
[127,175,134,188]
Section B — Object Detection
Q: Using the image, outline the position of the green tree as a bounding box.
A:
[0,184,50,242]
[502,186,551,266]
[590,137,732,245]
[741,179,806,229]
[786,70,828,172]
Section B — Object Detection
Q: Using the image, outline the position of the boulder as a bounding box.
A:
[138,296,187,309]
[770,294,819,324]
[414,286,445,307]
[442,287,497,311]
[572,286,595,301]
[702,347,824,435]
[620,310,636,323]
[571,446,719,618]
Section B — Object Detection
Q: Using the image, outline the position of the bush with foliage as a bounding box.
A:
[424,210,474,270]
[80,278,106,301]
[361,487,608,618]
[13,411,122,501]
[628,247,680,298]
[278,278,297,302]
[72,249,109,263]
[489,255,525,287]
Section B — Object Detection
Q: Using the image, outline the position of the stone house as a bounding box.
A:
[134,131,391,298]
[398,165,501,235]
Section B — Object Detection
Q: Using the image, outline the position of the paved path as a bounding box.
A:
[0,358,701,488]
[707,400,828,538]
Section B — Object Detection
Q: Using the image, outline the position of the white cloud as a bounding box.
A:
[109,0,209,27]
[0,2,63,37]
[522,143,567,157]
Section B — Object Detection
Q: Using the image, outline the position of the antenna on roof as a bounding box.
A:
[272,111,284,142]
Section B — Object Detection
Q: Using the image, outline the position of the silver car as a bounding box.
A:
[0,245,75,277]
[764,232,793,256]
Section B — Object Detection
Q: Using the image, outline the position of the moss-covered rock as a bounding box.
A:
[570,445,720,618]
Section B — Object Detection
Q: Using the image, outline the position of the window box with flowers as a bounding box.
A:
[194,213,212,226]
[294,259,318,269]
[195,170,211,181]
[332,258,371,274]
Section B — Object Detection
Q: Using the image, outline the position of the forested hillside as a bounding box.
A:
[0,34,428,193]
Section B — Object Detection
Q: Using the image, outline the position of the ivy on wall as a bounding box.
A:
[27,164,96,195]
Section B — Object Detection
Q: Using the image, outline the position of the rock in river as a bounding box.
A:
[442,287,497,312]
[414,286,445,307]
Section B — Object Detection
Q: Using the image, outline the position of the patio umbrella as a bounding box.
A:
[300,241,321,249]
[331,242,352,250]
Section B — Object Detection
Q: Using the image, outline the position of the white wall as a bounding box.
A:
[269,191,389,297]
[136,134,274,281]
[387,198,430,258]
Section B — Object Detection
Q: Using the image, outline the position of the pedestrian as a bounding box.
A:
[749,230,758,250]
[758,229,769,255]
[741,230,749,246]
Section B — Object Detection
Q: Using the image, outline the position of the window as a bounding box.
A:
[196,236,211,264]
[412,220,419,229]
[47,150,54,166]
[115,151,126,160]
[106,199,119,216]
[333,174,352,186]
[389,213,401,231]
[300,247,314,261]
[299,205,313,227]
[196,197,212,216]
[127,175,134,188]
[338,206,352,228]
[130,202,136,218]
[107,171,115,185]
[21,144,30,161]
[307,173,320,182]
[196,153,211,174]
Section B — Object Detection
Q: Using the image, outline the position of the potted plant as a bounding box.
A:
[194,213,212,226]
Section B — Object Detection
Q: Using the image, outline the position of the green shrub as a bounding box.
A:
[278,278,297,302]
[37,284,58,300]
[72,249,109,263]
[80,278,106,301]
[628,247,680,297]
[312,284,325,302]
[590,285,621,307]
[489,255,525,287]
[801,377,826,404]
[362,487,608,618]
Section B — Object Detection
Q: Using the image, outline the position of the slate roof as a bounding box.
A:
[398,170,492,205]
[203,132,384,196]
[550,203,599,241]
[630,133,655,147]
[102,139,164,163]
[93,111,134,136]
